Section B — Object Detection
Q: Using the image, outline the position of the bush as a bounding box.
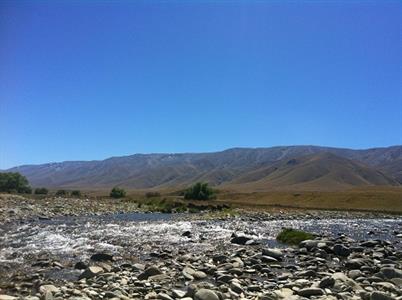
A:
[184,182,215,200]
[110,187,126,198]
[71,190,81,197]
[19,186,32,194]
[0,172,31,193]
[145,191,161,198]
[34,187,48,195]
[276,228,315,245]
[55,189,68,196]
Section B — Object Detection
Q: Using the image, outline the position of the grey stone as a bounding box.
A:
[194,289,220,300]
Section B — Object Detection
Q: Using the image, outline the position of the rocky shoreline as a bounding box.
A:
[0,194,143,224]
[1,194,402,299]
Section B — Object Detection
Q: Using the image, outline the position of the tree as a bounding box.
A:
[71,190,81,197]
[184,182,215,200]
[34,187,48,195]
[55,189,68,196]
[0,172,31,193]
[110,187,126,198]
[19,186,32,194]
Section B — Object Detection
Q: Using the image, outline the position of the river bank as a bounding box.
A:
[1,194,402,299]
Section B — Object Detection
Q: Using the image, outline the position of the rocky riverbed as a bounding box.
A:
[0,194,402,299]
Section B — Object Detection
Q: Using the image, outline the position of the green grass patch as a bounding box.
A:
[276,228,315,245]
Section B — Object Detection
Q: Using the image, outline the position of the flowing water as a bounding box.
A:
[1,212,401,270]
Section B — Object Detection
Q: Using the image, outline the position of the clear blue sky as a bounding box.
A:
[1,1,401,169]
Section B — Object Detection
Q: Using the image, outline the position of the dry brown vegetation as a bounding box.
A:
[216,187,402,213]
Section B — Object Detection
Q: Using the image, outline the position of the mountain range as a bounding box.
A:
[6,145,402,191]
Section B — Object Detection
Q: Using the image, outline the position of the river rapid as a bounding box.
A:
[1,212,401,277]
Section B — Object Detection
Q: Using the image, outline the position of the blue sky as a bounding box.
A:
[1,1,401,169]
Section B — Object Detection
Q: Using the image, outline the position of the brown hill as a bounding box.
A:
[228,152,399,191]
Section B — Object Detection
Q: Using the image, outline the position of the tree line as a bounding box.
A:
[0,172,81,196]
[1,172,216,200]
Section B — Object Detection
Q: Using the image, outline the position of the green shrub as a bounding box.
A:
[34,187,48,195]
[71,190,81,197]
[145,191,161,198]
[0,172,31,193]
[55,189,68,196]
[19,186,32,194]
[184,182,215,200]
[276,228,315,245]
[110,187,126,198]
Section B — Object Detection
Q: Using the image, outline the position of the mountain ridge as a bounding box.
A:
[5,145,402,191]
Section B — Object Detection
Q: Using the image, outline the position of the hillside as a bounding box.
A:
[6,145,402,191]
[228,152,399,191]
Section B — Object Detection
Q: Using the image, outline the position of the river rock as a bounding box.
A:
[333,244,351,257]
[0,296,17,300]
[138,266,162,280]
[298,287,324,297]
[194,289,219,300]
[319,276,335,288]
[39,285,59,294]
[90,253,113,261]
[370,291,395,300]
[379,267,402,279]
[262,248,283,260]
[74,261,87,270]
[78,266,103,279]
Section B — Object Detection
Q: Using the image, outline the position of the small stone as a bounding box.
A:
[319,276,335,288]
[78,266,103,279]
[138,266,162,280]
[230,282,244,294]
[262,248,283,260]
[333,244,351,257]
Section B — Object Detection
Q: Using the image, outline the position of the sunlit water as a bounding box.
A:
[1,213,401,268]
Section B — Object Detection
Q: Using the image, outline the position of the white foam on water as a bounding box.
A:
[1,216,401,266]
